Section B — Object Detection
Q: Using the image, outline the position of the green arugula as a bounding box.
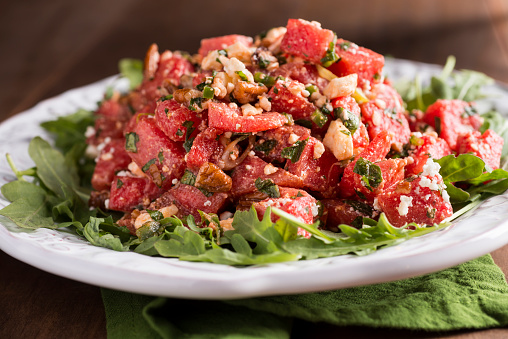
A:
[118,58,143,89]
[395,56,494,112]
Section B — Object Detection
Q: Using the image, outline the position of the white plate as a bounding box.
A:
[1,59,508,300]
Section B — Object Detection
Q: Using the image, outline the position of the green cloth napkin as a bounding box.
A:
[102,255,508,339]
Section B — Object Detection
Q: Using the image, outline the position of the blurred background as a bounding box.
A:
[1,0,507,122]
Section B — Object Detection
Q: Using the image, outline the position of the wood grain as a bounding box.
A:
[1,0,508,338]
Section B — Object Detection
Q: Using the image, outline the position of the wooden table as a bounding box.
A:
[1,0,508,338]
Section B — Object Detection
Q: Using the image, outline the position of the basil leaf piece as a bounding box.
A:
[353,157,383,191]
[255,178,281,198]
[125,132,139,153]
[281,138,308,163]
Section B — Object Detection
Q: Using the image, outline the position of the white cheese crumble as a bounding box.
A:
[85,126,96,138]
[204,200,212,207]
[397,196,413,216]
[104,199,110,210]
[421,158,441,177]
[263,164,278,175]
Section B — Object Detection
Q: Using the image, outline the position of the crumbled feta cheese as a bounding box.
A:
[311,203,319,217]
[258,95,272,111]
[373,198,381,211]
[172,178,178,185]
[421,158,441,177]
[288,133,299,144]
[245,165,252,170]
[264,164,278,175]
[241,103,262,116]
[323,74,358,99]
[313,140,325,159]
[397,196,413,216]
[104,199,110,210]
[442,189,450,203]
[323,120,353,161]
[85,126,96,138]
[204,200,212,207]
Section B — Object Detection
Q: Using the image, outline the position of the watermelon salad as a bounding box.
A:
[2,19,508,265]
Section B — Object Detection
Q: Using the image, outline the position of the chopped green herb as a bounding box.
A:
[320,34,340,67]
[176,129,184,137]
[183,137,195,153]
[189,97,203,110]
[281,138,308,163]
[273,87,279,94]
[236,71,249,81]
[116,179,124,189]
[282,113,294,125]
[336,107,359,134]
[311,109,328,128]
[353,157,383,192]
[158,150,164,164]
[147,209,164,222]
[160,94,173,101]
[295,119,313,129]
[254,139,278,154]
[345,199,374,216]
[203,85,214,99]
[258,57,270,69]
[254,72,276,87]
[180,169,196,186]
[125,132,139,153]
[255,178,281,198]
[305,85,318,96]
[142,158,156,173]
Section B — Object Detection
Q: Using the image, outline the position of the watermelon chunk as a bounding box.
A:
[405,133,452,176]
[377,174,452,227]
[280,18,335,64]
[360,83,411,149]
[286,136,342,198]
[148,184,229,221]
[109,176,163,212]
[155,98,203,142]
[91,138,132,191]
[456,129,504,169]
[186,127,225,171]
[266,79,316,120]
[423,99,483,151]
[327,38,384,86]
[198,34,253,57]
[231,156,303,197]
[126,117,186,190]
[208,102,287,132]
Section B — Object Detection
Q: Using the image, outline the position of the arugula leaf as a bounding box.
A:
[396,55,494,112]
[0,181,56,229]
[225,206,283,255]
[283,213,450,259]
[118,58,143,90]
[83,217,130,251]
[40,109,94,154]
[436,154,485,183]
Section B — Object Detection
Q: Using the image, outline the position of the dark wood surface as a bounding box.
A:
[1,0,508,338]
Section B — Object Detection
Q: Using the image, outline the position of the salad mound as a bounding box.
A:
[2,18,508,265]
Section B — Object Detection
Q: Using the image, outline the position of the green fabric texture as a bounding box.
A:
[102,255,508,339]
